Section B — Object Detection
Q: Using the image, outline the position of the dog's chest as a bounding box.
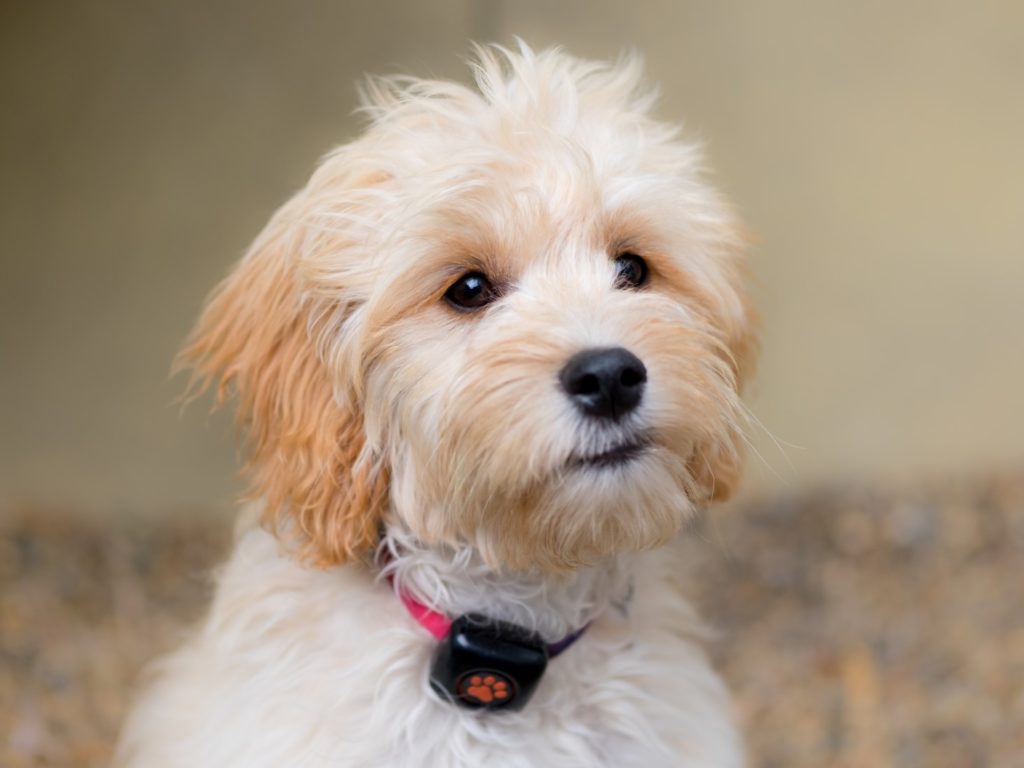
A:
[293,621,687,767]
[241,557,730,766]
[117,528,741,767]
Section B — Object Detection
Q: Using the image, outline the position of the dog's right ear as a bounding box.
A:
[178,184,388,567]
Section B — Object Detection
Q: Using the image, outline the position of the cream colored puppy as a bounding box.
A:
[116,43,755,768]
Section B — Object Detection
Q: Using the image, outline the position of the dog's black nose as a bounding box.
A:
[560,347,647,421]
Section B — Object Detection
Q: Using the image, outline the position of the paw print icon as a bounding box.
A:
[459,673,512,705]
[430,615,548,711]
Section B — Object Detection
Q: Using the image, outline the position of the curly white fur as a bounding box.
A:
[117,513,742,767]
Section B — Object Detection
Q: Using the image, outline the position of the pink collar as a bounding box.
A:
[394,585,589,657]
[397,590,452,640]
[379,548,589,656]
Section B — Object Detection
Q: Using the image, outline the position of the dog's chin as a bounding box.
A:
[470,444,695,573]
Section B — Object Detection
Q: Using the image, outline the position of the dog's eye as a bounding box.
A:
[614,253,649,290]
[444,271,498,312]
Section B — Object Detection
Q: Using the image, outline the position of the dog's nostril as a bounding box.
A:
[573,373,601,396]
[619,366,645,388]
[559,347,647,421]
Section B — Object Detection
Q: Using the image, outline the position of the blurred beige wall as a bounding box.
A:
[2,1,1022,516]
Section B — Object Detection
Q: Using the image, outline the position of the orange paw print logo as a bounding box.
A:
[461,674,511,704]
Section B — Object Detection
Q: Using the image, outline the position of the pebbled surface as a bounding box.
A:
[689,472,1024,768]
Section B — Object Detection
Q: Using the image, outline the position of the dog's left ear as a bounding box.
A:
[178,176,388,566]
[689,256,759,504]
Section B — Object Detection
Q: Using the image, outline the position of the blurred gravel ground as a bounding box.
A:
[2,473,1022,767]
[691,474,1024,768]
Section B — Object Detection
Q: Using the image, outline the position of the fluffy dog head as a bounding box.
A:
[182,44,755,573]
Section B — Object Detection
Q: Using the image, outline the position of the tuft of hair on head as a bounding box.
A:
[356,39,661,145]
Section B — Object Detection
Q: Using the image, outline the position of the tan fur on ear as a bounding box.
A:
[689,247,759,505]
[688,430,745,504]
[179,209,387,566]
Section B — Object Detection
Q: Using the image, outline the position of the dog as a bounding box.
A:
[115,43,756,767]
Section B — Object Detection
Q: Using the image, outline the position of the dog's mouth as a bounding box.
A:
[567,434,653,470]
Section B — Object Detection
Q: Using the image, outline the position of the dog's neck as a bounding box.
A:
[377,522,635,643]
